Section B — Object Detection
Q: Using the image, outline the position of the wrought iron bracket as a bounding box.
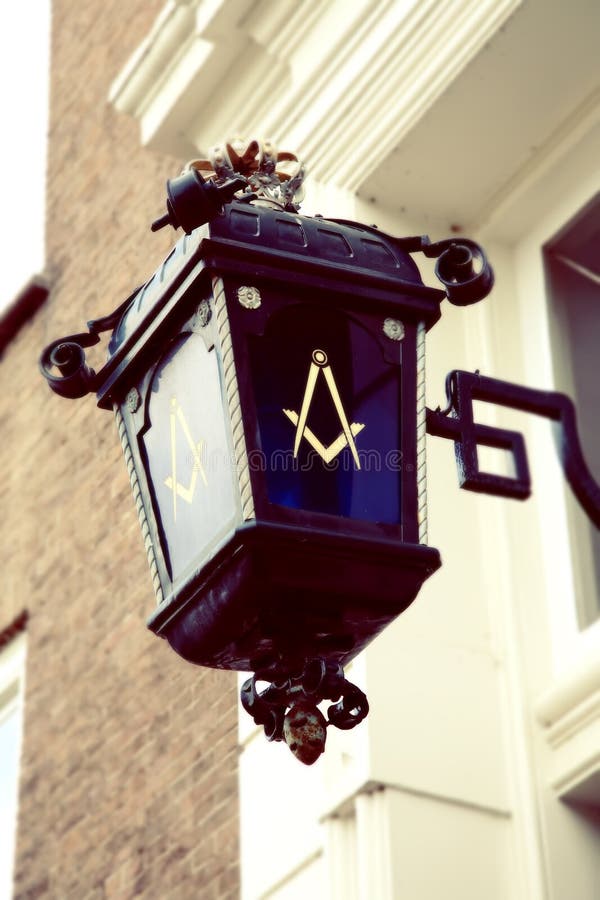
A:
[240,658,369,765]
[418,236,493,306]
[391,234,494,305]
[322,224,494,306]
[39,288,143,399]
[426,369,600,528]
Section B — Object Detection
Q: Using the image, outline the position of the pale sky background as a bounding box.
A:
[0,0,51,310]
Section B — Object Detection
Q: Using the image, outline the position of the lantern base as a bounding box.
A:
[147,521,441,672]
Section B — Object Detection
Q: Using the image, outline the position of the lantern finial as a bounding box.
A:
[188,136,305,212]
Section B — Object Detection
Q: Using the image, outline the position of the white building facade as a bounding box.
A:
[110,1,600,897]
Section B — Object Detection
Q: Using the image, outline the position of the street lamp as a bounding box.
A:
[40,138,600,765]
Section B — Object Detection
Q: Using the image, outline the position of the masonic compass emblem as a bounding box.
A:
[165,396,208,520]
[283,349,365,468]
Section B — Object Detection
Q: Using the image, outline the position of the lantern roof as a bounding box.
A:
[99,201,446,408]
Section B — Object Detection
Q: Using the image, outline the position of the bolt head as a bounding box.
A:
[383,318,405,341]
[126,388,140,413]
[237,286,261,309]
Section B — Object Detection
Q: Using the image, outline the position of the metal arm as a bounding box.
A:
[426,370,600,528]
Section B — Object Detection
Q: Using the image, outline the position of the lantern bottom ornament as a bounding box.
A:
[147,519,441,763]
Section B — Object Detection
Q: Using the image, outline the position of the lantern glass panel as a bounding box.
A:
[249,304,403,524]
[142,331,238,581]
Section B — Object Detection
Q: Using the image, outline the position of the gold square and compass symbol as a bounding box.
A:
[165,396,208,521]
[249,305,403,525]
[143,334,238,582]
[283,349,365,468]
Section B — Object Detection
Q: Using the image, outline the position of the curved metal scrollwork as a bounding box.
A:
[38,288,141,399]
[39,331,100,399]
[240,658,369,765]
[417,236,494,306]
[426,369,600,529]
[323,223,494,306]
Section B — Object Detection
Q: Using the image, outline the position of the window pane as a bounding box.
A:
[544,194,600,626]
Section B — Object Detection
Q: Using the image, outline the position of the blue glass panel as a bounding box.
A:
[250,305,402,524]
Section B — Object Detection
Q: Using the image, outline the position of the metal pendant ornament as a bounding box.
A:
[40,136,600,765]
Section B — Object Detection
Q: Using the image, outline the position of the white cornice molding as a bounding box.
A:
[275,0,522,189]
[536,654,600,733]
[109,0,280,158]
[109,1,195,118]
[109,0,521,182]
[535,650,600,803]
[477,89,600,240]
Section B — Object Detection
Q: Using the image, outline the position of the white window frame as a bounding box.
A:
[542,196,600,630]
[498,117,600,670]
[489,116,600,805]
[0,632,27,900]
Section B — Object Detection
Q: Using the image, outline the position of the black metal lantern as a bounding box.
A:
[41,139,598,765]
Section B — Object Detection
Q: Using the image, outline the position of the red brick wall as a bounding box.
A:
[2,1,240,897]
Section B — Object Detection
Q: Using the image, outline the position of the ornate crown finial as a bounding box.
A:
[185,136,305,212]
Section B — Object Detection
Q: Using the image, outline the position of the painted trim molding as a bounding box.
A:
[535,651,600,803]
[108,0,521,188]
